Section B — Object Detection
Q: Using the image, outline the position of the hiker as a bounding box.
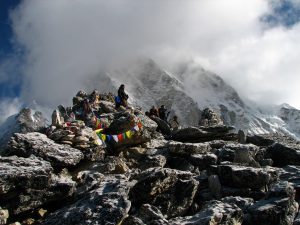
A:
[90,90,100,105]
[158,105,169,121]
[149,106,159,117]
[116,84,129,108]
[169,115,180,131]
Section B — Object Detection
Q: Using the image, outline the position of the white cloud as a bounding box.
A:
[0,98,22,125]
[5,0,300,109]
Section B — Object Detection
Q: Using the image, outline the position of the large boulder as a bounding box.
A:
[209,164,278,189]
[279,165,300,198]
[0,156,76,216]
[130,168,198,218]
[169,200,243,225]
[266,143,300,167]
[104,111,157,150]
[150,116,171,135]
[0,155,53,196]
[6,132,84,169]
[42,175,131,225]
[247,181,298,225]
[171,126,236,143]
[221,196,254,212]
[188,153,218,171]
[123,204,168,225]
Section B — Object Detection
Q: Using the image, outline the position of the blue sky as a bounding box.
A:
[0,0,21,98]
[1,0,300,122]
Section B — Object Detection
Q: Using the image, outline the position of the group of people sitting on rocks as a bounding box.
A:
[53,84,223,139]
[145,105,180,131]
[113,84,181,131]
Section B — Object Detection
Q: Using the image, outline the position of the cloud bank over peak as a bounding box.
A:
[1,0,300,113]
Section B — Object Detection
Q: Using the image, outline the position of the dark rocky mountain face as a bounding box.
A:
[1,90,300,225]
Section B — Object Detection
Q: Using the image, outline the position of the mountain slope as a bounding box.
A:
[0,108,47,150]
[82,59,300,139]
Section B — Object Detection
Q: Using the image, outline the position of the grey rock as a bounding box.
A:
[199,108,224,127]
[294,213,300,225]
[216,148,235,163]
[139,154,167,170]
[137,204,167,223]
[6,132,84,169]
[130,168,198,218]
[230,143,260,167]
[188,153,217,170]
[237,129,247,144]
[122,216,145,225]
[42,175,131,225]
[76,171,105,196]
[0,156,75,216]
[267,143,300,167]
[249,198,299,225]
[171,126,236,143]
[94,156,130,174]
[51,109,64,127]
[166,156,194,172]
[150,116,171,135]
[208,175,221,199]
[167,141,211,155]
[169,200,243,225]
[279,165,300,192]
[221,196,254,212]
[248,181,298,225]
[0,155,53,195]
[209,164,278,189]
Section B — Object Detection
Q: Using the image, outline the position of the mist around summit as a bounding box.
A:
[1,0,300,135]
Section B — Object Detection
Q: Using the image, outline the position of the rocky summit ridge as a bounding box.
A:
[1,89,300,225]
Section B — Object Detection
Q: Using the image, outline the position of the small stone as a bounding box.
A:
[60,141,73,145]
[0,208,9,225]
[208,175,221,199]
[60,134,75,142]
[22,218,35,225]
[74,136,89,143]
[38,208,47,218]
[74,144,90,149]
[238,129,246,144]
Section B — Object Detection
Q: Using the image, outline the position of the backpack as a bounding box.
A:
[115,96,121,104]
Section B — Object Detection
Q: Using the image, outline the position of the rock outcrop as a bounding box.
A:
[6,132,84,169]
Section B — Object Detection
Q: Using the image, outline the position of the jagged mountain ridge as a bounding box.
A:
[0,108,47,150]
[84,59,300,139]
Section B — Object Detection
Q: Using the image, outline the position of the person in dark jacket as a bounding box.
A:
[149,106,159,117]
[158,105,169,121]
[116,84,129,108]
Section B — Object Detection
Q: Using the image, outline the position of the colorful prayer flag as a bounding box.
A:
[134,125,139,131]
[118,134,123,141]
[113,135,118,142]
[107,135,112,142]
[125,131,132,138]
